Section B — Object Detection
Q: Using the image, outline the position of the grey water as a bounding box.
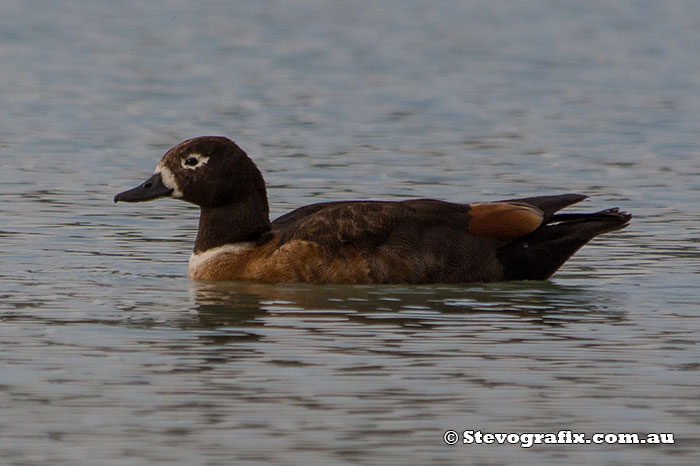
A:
[1,1,699,465]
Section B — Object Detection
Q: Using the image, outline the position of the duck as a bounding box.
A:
[114,136,631,284]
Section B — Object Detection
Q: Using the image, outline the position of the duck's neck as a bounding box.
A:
[194,198,271,253]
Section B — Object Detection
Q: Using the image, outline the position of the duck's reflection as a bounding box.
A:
[187,278,626,330]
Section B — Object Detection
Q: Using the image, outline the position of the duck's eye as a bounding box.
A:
[184,157,199,166]
[181,153,209,169]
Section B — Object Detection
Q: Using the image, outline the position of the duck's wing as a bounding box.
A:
[497,193,588,216]
[463,193,589,241]
[271,197,550,249]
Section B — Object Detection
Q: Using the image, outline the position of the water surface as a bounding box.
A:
[1,1,699,465]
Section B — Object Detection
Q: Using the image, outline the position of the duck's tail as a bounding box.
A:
[497,207,632,280]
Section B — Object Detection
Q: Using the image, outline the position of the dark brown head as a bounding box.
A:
[114,136,269,212]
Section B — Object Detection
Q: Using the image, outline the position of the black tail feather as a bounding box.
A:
[497,208,631,280]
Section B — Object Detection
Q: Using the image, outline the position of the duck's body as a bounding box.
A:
[115,136,631,284]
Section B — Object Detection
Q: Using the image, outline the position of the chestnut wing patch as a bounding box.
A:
[467,202,544,241]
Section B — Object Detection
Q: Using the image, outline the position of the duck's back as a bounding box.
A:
[269,198,523,283]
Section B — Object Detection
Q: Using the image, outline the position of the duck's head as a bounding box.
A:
[114,136,268,209]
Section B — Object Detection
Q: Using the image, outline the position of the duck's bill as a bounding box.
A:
[114,173,173,203]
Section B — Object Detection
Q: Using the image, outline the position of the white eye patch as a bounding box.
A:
[181,153,210,170]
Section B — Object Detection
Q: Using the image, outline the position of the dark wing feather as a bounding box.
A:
[271,199,471,251]
[498,193,587,218]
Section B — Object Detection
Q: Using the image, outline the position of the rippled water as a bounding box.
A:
[2,1,699,464]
